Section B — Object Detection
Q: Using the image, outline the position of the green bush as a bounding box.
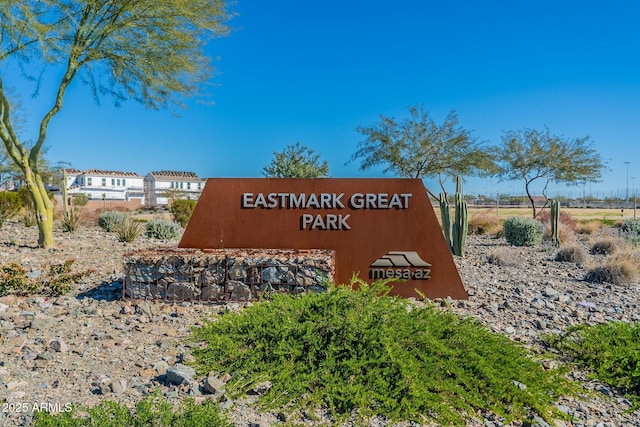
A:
[146,219,182,240]
[620,219,640,245]
[0,260,90,297]
[0,191,21,227]
[33,391,230,427]
[0,263,29,296]
[503,217,543,246]
[189,278,575,426]
[98,210,126,232]
[170,199,197,227]
[546,322,640,406]
[71,193,89,206]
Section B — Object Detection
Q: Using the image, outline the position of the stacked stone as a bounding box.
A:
[123,248,335,302]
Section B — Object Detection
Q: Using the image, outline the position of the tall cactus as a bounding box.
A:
[550,198,560,246]
[439,192,452,250]
[439,176,469,256]
[62,168,69,213]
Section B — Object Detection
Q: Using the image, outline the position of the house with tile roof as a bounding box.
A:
[65,169,145,203]
[143,171,205,207]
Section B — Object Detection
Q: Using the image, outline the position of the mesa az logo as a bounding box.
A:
[369,251,431,280]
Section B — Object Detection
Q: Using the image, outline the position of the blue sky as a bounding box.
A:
[4,0,640,198]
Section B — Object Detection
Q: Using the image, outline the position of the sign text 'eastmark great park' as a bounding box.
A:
[180,179,467,300]
[241,192,412,230]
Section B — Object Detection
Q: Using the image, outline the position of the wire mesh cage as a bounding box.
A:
[123,248,335,303]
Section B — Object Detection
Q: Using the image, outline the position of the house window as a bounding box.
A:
[87,177,92,186]
[197,183,201,190]
[180,182,184,189]
[187,182,191,190]
[116,179,120,186]
[122,179,126,187]
[102,178,106,187]
[112,178,115,186]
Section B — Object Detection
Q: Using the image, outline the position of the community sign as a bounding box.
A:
[179,178,468,300]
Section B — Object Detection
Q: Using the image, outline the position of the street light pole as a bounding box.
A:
[633,176,637,218]
[625,161,630,211]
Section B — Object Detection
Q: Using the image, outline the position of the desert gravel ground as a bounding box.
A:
[1,220,639,426]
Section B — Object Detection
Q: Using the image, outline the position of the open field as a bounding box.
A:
[467,207,637,222]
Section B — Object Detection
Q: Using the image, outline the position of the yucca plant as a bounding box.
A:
[113,216,145,243]
[61,207,83,233]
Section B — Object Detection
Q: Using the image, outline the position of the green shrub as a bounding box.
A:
[0,191,21,228]
[170,199,197,227]
[113,216,145,243]
[71,193,89,206]
[0,263,29,296]
[98,210,126,232]
[146,219,182,240]
[33,391,230,427]
[546,322,640,406]
[0,260,89,297]
[620,219,640,245]
[503,217,543,246]
[189,278,575,426]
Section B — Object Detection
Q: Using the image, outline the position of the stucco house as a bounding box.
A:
[65,169,145,202]
[143,171,205,207]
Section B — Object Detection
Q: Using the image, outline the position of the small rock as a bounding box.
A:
[596,384,613,396]
[152,360,169,375]
[250,380,272,395]
[166,363,195,385]
[110,378,128,394]
[203,376,226,395]
[49,338,68,353]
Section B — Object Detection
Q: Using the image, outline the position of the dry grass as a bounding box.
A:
[468,212,502,235]
[555,245,587,263]
[487,247,521,267]
[576,220,604,235]
[590,238,622,255]
[585,250,640,285]
[542,222,577,245]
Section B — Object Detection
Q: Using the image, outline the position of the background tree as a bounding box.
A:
[493,127,604,218]
[349,105,494,197]
[263,142,329,178]
[0,0,232,247]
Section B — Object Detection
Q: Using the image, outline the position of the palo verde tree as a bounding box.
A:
[0,0,232,247]
[349,105,494,198]
[263,142,330,178]
[493,127,604,218]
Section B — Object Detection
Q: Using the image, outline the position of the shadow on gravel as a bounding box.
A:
[76,280,123,302]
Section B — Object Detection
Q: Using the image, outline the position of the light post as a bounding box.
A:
[633,176,637,218]
[625,161,630,211]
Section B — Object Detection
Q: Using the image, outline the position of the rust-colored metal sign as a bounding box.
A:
[179,178,467,300]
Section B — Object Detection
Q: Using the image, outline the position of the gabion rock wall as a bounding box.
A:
[123,247,335,302]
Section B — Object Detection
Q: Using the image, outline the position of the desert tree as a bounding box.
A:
[349,105,494,198]
[263,142,329,178]
[493,127,604,218]
[0,0,232,247]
